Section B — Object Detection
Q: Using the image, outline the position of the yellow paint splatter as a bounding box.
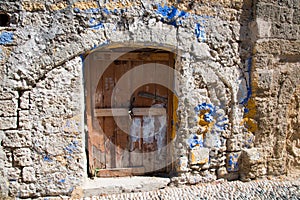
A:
[196,110,215,135]
[171,95,178,140]
[241,117,258,133]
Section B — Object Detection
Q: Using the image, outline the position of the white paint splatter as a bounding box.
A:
[155,115,167,151]
[130,117,141,144]
[142,116,155,144]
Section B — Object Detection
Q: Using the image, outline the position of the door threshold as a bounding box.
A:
[81,176,171,197]
[94,167,145,177]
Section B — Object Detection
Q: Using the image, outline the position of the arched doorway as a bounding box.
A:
[84,47,177,177]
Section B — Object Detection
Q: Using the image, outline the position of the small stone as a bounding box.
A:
[0,99,18,116]
[189,147,209,165]
[13,148,32,167]
[217,167,227,179]
[3,130,32,148]
[22,167,36,182]
[5,167,21,181]
[177,156,189,172]
[0,117,17,129]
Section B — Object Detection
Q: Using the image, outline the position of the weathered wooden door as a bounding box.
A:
[86,50,175,177]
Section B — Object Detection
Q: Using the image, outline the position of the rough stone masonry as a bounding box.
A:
[0,0,299,198]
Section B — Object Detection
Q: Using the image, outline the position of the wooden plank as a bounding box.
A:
[91,65,106,170]
[129,117,143,167]
[139,61,157,174]
[115,61,130,168]
[167,53,175,172]
[142,115,156,173]
[96,167,145,177]
[93,52,170,61]
[94,108,166,117]
[128,61,144,169]
[103,63,116,168]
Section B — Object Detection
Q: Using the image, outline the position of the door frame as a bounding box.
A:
[84,47,177,177]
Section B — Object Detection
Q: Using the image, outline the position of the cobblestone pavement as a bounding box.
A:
[84,179,300,200]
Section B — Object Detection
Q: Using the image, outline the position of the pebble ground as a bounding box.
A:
[84,178,300,200]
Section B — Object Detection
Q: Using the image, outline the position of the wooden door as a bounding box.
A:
[87,50,175,177]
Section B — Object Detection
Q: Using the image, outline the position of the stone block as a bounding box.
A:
[293,9,300,24]
[227,135,243,151]
[256,69,274,94]
[22,167,36,182]
[0,117,17,129]
[0,99,17,117]
[19,183,36,198]
[255,3,270,21]
[241,148,263,164]
[267,158,286,176]
[20,91,30,109]
[251,19,271,40]
[22,1,45,11]
[0,92,17,100]
[3,130,32,148]
[226,152,241,172]
[279,8,293,23]
[13,148,32,167]
[5,167,21,181]
[8,181,20,197]
[284,24,298,40]
[240,148,267,180]
[19,110,33,130]
[269,5,281,22]
[191,43,211,60]
[225,172,239,181]
[189,147,209,165]
[217,167,227,179]
[177,156,189,172]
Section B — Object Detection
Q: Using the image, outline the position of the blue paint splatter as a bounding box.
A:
[195,23,206,42]
[178,10,189,18]
[73,7,80,13]
[194,103,215,123]
[168,7,178,19]
[187,134,204,149]
[102,8,111,14]
[156,5,172,17]
[44,155,52,162]
[156,4,193,27]
[58,179,66,183]
[73,7,100,14]
[0,32,14,45]
[86,8,100,14]
[195,103,229,148]
[89,22,104,30]
[228,154,239,172]
[65,141,79,154]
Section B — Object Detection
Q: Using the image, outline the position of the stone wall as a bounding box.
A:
[0,0,298,198]
[240,0,300,180]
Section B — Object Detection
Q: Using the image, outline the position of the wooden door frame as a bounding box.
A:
[84,48,177,177]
